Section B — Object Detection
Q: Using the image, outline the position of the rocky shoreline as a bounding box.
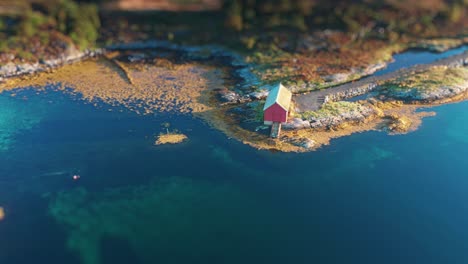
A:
[2,39,468,153]
[0,47,104,83]
[294,49,468,112]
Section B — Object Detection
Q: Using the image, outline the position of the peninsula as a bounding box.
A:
[1,0,468,152]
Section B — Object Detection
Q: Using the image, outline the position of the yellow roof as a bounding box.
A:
[263,83,292,111]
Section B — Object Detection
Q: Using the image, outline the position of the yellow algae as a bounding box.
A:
[0,207,5,221]
[2,57,225,114]
[2,53,468,153]
[155,133,188,145]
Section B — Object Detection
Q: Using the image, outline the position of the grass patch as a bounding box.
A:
[300,101,364,119]
[381,66,468,93]
[253,100,265,122]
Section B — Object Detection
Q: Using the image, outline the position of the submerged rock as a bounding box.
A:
[386,114,412,133]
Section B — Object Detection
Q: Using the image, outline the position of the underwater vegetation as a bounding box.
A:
[49,177,287,264]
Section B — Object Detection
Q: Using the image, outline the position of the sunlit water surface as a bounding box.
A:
[0,48,468,264]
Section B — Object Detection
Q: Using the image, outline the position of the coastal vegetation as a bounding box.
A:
[216,0,468,88]
[379,66,468,101]
[0,0,100,62]
[2,0,467,89]
[1,1,468,153]
[49,177,277,264]
[299,101,366,120]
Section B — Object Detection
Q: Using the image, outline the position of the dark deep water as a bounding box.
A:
[1,49,468,264]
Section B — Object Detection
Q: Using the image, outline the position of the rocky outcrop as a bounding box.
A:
[283,118,311,130]
[218,89,242,103]
[248,89,269,100]
[288,62,387,93]
[293,138,315,149]
[326,83,378,102]
[386,114,412,133]
[284,137,316,150]
[295,51,468,112]
[0,48,103,81]
[383,82,468,102]
[307,105,375,129]
[409,38,468,53]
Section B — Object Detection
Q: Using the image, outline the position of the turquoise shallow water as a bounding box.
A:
[0,87,467,264]
[0,57,468,263]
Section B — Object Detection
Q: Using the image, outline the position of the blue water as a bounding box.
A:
[0,58,468,263]
[374,45,468,76]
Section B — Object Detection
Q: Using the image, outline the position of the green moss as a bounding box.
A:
[300,101,363,120]
[0,18,5,31]
[381,66,468,93]
[253,100,265,121]
[0,41,8,52]
[16,50,34,60]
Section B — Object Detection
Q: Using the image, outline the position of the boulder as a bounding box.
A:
[387,114,412,133]
[0,62,17,76]
[283,118,311,130]
[289,138,315,149]
[128,53,147,62]
[218,90,241,103]
[249,89,269,100]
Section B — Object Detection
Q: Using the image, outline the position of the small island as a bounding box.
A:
[0,206,4,221]
[155,133,188,145]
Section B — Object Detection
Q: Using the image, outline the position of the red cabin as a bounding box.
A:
[263,83,292,125]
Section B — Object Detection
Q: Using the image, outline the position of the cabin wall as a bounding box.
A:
[264,103,288,123]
